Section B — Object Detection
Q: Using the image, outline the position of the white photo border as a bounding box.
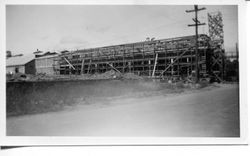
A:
[0,0,248,146]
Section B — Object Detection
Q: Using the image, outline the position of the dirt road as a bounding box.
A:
[7,84,239,137]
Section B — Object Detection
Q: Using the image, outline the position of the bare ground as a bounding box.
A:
[6,83,239,137]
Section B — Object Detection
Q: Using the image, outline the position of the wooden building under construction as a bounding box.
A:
[53,34,224,81]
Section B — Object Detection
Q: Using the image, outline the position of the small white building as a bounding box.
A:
[6,55,35,75]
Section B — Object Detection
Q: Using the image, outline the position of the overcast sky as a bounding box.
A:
[6,5,238,55]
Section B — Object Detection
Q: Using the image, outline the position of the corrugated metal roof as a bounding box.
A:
[6,54,35,67]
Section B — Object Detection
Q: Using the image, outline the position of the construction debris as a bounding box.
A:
[90,69,122,79]
[6,69,146,82]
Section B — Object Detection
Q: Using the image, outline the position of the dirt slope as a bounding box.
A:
[7,84,239,137]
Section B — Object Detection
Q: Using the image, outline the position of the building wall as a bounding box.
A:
[36,67,55,75]
[35,55,57,75]
[6,65,25,74]
[25,59,36,74]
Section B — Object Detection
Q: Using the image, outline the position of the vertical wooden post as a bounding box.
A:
[81,59,85,74]
[123,45,125,73]
[143,43,145,76]
[152,53,158,77]
[132,45,135,73]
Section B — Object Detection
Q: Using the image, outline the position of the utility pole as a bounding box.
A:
[186,5,206,83]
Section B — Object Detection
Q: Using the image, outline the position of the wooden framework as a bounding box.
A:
[208,11,225,81]
[54,34,223,81]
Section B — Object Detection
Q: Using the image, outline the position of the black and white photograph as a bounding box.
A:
[0,0,248,147]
